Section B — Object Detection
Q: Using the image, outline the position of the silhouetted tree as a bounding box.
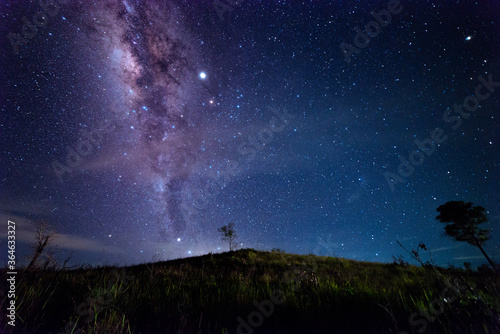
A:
[436,201,496,271]
[27,221,55,269]
[218,222,237,251]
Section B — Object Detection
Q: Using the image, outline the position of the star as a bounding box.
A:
[199,72,207,79]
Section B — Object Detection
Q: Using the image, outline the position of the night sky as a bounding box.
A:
[1,0,499,268]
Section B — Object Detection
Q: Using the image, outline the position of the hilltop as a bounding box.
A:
[1,249,499,333]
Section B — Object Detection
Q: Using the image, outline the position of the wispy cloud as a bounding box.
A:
[50,233,122,253]
[430,244,464,252]
[0,200,82,222]
[0,213,121,254]
[453,256,484,260]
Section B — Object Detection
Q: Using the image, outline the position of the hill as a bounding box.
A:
[1,249,499,333]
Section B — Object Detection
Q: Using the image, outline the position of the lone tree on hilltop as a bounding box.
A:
[218,222,237,251]
[436,201,496,271]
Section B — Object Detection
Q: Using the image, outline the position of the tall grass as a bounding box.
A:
[1,249,498,333]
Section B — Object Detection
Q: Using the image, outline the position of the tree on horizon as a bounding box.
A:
[436,201,496,271]
[218,222,238,251]
[27,221,56,269]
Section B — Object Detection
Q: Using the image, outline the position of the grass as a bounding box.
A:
[1,249,499,333]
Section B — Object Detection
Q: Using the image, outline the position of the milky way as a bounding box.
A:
[76,0,216,243]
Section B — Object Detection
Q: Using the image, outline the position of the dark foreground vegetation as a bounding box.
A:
[1,249,499,334]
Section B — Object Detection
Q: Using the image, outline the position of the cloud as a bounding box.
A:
[50,233,122,253]
[0,215,36,244]
[430,244,464,252]
[0,200,80,221]
[453,256,484,260]
[0,213,121,254]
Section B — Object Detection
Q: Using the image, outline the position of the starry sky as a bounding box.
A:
[1,0,499,268]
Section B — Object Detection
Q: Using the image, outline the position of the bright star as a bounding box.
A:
[177,238,181,242]
[199,72,206,79]
[465,36,472,41]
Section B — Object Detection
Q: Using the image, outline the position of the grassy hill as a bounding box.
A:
[1,249,499,333]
